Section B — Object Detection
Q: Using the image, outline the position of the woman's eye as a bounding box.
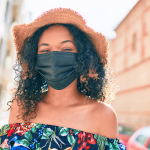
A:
[41,50,50,53]
[63,48,72,51]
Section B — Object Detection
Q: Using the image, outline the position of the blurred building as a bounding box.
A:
[0,0,31,127]
[109,0,150,129]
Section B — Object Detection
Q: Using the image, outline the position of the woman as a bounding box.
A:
[0,8,126,150]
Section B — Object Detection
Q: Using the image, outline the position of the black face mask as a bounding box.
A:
[35,51,79,90]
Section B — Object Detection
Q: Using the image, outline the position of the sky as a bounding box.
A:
[25,0,139,39]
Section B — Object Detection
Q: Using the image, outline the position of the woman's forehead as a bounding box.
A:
[39,25,74,43]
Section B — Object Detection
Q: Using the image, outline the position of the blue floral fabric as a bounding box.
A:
[0,123,126,150]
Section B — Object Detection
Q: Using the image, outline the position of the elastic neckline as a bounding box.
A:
[1,122,119,140]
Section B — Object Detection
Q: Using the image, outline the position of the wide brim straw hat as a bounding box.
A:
[12,8,109,66]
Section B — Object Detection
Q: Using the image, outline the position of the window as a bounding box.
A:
[148,142,150,150]
[5,0,9,22]
[132,32,137,52]
[118,124,135,135]
[143,23,147,35]
[0,38,2,54]
[135,127,150,147]
[136,134,148,146]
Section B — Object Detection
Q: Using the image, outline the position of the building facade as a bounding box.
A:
[0,0,31,127]
[109,0,150,128]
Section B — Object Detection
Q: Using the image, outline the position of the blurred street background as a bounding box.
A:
[0,0,150,144]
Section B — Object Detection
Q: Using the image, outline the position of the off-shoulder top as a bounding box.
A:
[0,122,126,150]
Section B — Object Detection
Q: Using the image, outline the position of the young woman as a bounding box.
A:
[0,8,126,150]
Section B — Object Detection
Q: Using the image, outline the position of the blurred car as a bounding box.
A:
[118,122,135,147]
[127,126,150,150]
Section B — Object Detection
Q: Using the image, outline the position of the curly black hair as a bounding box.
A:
[8,23,108,122]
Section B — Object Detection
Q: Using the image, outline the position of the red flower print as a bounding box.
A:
[6,123,34,137]
[77,131,96,150]
[7,124,20,137]
[7,128,15,137]
[14,123,19,127]
[14,122,34,136]
[69,129,74,136]
[86,133,96,144]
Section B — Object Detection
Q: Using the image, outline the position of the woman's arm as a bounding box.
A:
[8,99,23,124]
[92,102,118,139]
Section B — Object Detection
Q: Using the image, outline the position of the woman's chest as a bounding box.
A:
[30,103,97,133]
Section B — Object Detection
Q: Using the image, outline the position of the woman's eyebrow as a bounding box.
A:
[61,40,74,44]
[38,43,49,48]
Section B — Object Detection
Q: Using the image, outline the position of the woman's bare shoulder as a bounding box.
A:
[90,101,118,139]
[8,99,24,124]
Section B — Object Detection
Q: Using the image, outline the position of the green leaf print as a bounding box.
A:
[44,128,54,136]
[98,140,105,150]
[106,141,113,150]
[0,147,2,150]
[94,134,107,150]
[73,129,79,135]
[41,134,49,139]
[36,123,42,129]
[59,128,69,136]
[0,124,10,136]
[24,130,33,141]
[67,134,75,145]
[36,143,41,149]
[4,148,8,150]
[31,126,37,133]
[106,140,119,150]
[58,126,63,131]
[18,139,30,147]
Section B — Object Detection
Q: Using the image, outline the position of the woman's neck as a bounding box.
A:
[42,79,87,107]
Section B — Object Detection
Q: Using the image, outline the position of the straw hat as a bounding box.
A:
[12,8,109,66]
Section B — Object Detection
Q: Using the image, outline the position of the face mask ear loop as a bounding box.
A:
[74,61,79,73]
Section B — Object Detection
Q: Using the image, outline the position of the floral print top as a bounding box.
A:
[0,122,126,150]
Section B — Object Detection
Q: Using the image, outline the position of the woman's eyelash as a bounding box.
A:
[40,49,73,52]
[41,50,50,52]
[63,48,72,51]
